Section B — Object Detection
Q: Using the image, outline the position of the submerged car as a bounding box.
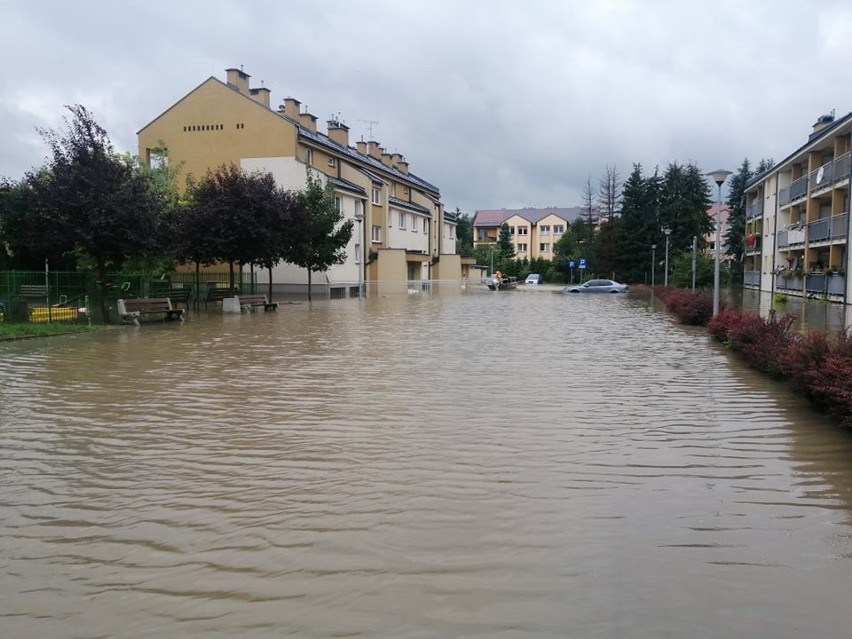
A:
[525,273,542,285]
[563,279,629,294]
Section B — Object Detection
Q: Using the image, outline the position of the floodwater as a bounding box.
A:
[2,289,852,638]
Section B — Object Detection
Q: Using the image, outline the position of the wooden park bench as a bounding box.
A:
[117,297,184,325]
[236,293,278,312]
[151,285,191,308]
[204,287,237,308]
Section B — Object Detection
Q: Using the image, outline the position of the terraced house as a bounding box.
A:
[137,67,458,297]
[744,112,851,303]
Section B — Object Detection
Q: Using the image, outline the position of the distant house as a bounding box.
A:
[706,203,731,257]
[472,207,590,260]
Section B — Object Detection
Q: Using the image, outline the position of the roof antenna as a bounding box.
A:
[359,119,379,139]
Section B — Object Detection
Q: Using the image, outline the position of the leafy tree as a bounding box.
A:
[497,222,515,260]
[28,105,165,321]
[473,242,498,273]
[186,164,285,290]
[725,159,753,283]
[552,223,582,281]
[454,209,474,257]
[285,169,354,301]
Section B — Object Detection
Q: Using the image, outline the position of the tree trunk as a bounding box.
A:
[228,260,235,290]
[194,261,200,308]
[267,267,273,301]
[307,268,312,302]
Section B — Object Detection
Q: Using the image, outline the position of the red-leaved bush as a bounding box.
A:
[706,309,752,343]
[656,288,718,326]
[726,311,796,379]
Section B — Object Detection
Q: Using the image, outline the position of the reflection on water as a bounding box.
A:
[738,287,851,334]
[2,290,852,637]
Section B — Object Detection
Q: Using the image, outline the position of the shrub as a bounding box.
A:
[726,311,796,379]
[814,351,852,428]
[779,331,831,406]
[657,288,717,326]
[707,309,751,344]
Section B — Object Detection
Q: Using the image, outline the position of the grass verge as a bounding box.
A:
[0,322,104,341]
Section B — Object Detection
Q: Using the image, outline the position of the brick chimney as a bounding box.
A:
[299,112,317,132]
[281,97,301,119]
[396,158,409,175]
[367,141,383,159]
[225,67,250,94]
[380,152,394,168]
[356,140,368,155]
[249,87,270,108]
[327,119,350,147]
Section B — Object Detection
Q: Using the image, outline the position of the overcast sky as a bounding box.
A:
[3,0,852,213]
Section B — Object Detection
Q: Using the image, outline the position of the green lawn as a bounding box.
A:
[0,321,104,341]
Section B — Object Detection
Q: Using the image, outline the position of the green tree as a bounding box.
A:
[286,169,354,301]
[454,209,474,257]
[552,223,581,281]
[725,159,753,283]
[613,164,660,283]
[658,162,712,262]
[497,222,515,260]
[27,105,165,321]
[186,164,284,290]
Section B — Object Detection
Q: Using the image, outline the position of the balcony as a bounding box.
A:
[808,218,830,243]
[830,212,848,241]
[743,270,760,286]
[789,175,808,202]
[809,160,833,192]
[745,199,764,220]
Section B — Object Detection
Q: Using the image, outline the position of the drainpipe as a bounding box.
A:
[770,179,778,311]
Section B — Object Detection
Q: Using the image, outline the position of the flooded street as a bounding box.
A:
[2,289,852,638]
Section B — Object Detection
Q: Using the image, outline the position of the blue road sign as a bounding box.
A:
[568,260,575,268]
[579,258,587,269]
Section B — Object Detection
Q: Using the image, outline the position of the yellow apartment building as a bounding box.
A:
[137,67,458,297]
[472,207,585,261]
[743,112,851,303]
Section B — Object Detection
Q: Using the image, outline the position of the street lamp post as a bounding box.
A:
[354,209,364,299]
[707,169,732,315]
[651,244,657,288]
[662,227,672,287]
[691,235,697,291]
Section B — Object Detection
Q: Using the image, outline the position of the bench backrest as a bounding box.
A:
[119,297,173,313]
[206,288,236,301]
[237,294,268,304]
[19,284,47,298]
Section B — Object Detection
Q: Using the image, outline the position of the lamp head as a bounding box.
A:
[662,227,672,236]
[651,244,657,249]
[354,211,364,222]
[707,169,732,187]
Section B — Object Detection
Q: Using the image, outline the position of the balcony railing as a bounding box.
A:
[810,160,834,191]
[743,271,760,286]
[745,199,764,220]
[834,152,850,183]
[808,218,830,243]
[777,229,789,248]
[830,212,848,241]
[779,186,790,207]
[790,175,808,202]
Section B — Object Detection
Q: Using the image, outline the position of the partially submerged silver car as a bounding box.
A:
[563,279,628,294]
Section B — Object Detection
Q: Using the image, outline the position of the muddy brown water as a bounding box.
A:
[2,289,852,638]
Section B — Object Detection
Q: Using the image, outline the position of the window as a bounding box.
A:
[371,225,381,242]
[509,226,515,235]
[304,148,313,164]
[334,196,342,212]
[541,225,551,235]
[371,188,381,205]
[517,243,528,253]
[449,225,455,239]
[554,225,564,234]
[327,157,336,167]
[147,149,168,170]
[423,219,428,233]
[539,243,551,252]
[517,227,528,236]
[391,183,397,197]
[399,212,407,229]
[355,243,362,264]
[478,229,489,240]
